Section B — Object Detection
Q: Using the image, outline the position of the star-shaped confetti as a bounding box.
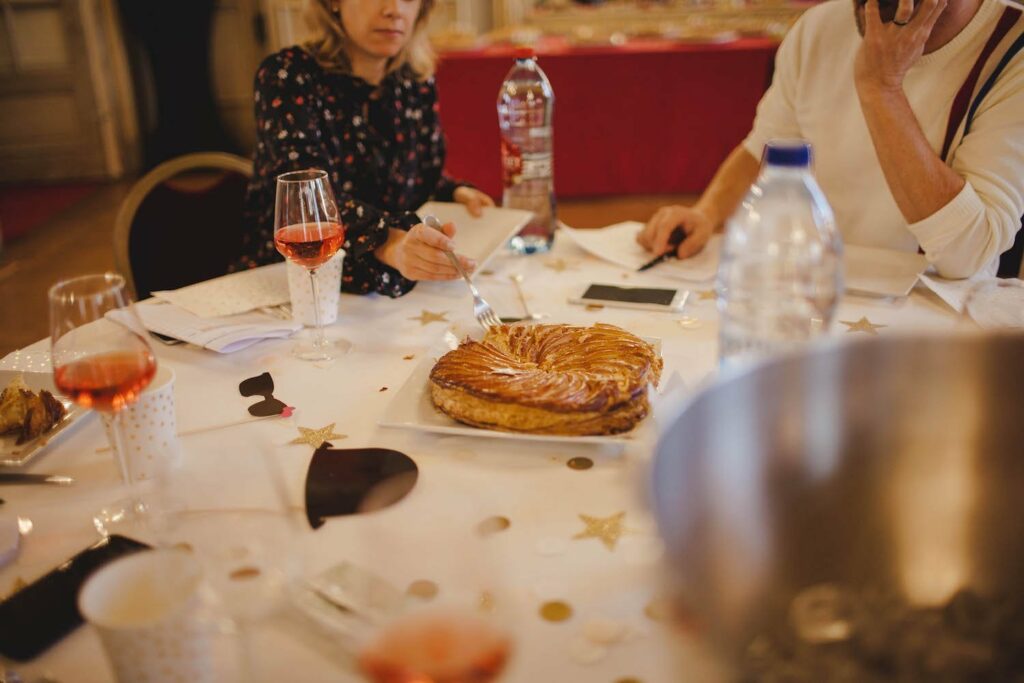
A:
[409,310,448,326]
[573,512,627,551]
[840,316,887,335]
[289,423,346,448]
[543,258,576,273]
[697,289,717,301]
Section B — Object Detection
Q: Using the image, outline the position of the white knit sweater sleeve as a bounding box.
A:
[908,58,1024,279]
[741,12,808,161]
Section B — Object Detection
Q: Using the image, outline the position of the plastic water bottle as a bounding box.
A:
[497,47,556,254]
[716,140,843,370]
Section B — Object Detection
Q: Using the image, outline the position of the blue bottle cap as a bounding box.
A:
[764,140,812,167]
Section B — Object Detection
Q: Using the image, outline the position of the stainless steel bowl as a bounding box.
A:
[652,333,1024,671]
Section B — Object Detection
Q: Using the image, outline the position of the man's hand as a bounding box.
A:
[637,205,715,260]
[375,223,476,281]
[453,186,495,217]
[854,0,948,95]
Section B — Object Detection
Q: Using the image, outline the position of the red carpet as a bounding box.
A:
[0,183,99,242]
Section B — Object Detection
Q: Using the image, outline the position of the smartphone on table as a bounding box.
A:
[0,534,150,661]
[568,283,689,312]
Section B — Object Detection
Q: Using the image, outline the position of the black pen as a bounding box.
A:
[638,225,687,272]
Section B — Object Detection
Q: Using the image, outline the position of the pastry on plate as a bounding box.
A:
[430,323,661,436]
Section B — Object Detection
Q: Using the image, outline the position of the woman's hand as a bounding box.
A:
[854,0,947,96]
[453,186,495,217]
[374,223,476,281]
[637,205,715,260]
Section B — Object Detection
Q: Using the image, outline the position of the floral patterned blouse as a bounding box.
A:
[236,46,468,297]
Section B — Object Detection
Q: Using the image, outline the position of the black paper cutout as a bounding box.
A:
[239,372,289,417]
[304,446,419,530]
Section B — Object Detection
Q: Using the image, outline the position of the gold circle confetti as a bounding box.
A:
[476,516,511,536]
[407,579,439,600]
[540,600,573,622]
[644,597,673,622]
[229,566,262,581]
[585,304,605,312]
[567,457,593,471]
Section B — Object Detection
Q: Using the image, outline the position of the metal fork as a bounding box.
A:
[423,215,501,330]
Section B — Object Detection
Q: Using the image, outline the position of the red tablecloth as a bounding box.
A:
[435,37,778,199]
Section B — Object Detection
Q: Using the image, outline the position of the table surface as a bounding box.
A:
[0,234,961,682]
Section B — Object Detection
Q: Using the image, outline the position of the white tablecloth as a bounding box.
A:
[0,235,962,682]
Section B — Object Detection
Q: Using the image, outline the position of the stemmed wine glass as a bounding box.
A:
[49,273,156,534]
[274,169,348,361]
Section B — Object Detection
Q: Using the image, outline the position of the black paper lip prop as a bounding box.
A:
[304,446,419,530]
[239,372,293,417]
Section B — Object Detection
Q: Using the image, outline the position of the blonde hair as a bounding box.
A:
[305,0,437,80]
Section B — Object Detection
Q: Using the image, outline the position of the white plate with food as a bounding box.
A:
[379,323,661,446]
[0,371,90,467]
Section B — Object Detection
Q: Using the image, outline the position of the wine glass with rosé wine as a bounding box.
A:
[274,169,349,361]
[49,273,157,535]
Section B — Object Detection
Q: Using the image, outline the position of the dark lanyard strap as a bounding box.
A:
[941,6,1022,163]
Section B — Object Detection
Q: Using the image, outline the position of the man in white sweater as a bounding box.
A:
[640,0,1024,278]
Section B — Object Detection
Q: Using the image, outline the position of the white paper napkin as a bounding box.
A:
[108,300,301,354]
[560,221,720,282]
[151,263,290,318]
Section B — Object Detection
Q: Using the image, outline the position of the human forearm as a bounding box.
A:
[695,145,761,228]
[857,84,965,223]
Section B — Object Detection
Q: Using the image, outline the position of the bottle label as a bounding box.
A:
[500,138,523,187]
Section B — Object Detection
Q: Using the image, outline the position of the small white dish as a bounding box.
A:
[844,245,928,298]
[0,370,92,468]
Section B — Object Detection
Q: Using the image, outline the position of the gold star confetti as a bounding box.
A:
[409,309,448,325]
[540,600,573,622]
[402,354,416,360]
[543,258,576,273]
[573,512,627,551]
[290,423,346,448]
[567,457,594,471]
[584,304,605,312]
[841,316,887,335]
[479,591,497,613]
[697,289,717,301]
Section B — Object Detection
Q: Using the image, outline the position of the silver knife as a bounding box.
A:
[0,473,74,486]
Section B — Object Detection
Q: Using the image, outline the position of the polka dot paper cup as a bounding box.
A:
[102,365,180,483]
[79,549,214,683]
[287,250,343,327]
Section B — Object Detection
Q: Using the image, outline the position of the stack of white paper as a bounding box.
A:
[109,300,301,354]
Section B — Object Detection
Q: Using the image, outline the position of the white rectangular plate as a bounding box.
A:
[0,370,92,467]
[845,245,929,298]
[416,202,534,273]
[379,327,658,446]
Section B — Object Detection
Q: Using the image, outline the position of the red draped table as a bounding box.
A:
[435,36,779,199]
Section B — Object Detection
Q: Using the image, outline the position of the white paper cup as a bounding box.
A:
[103,365,179,483]
[287,250,343,327]
[79,549,214,683]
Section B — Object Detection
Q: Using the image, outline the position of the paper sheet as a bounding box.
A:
[560,222,720,282]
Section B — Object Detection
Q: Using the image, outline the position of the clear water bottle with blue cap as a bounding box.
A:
[716,139,844,370]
